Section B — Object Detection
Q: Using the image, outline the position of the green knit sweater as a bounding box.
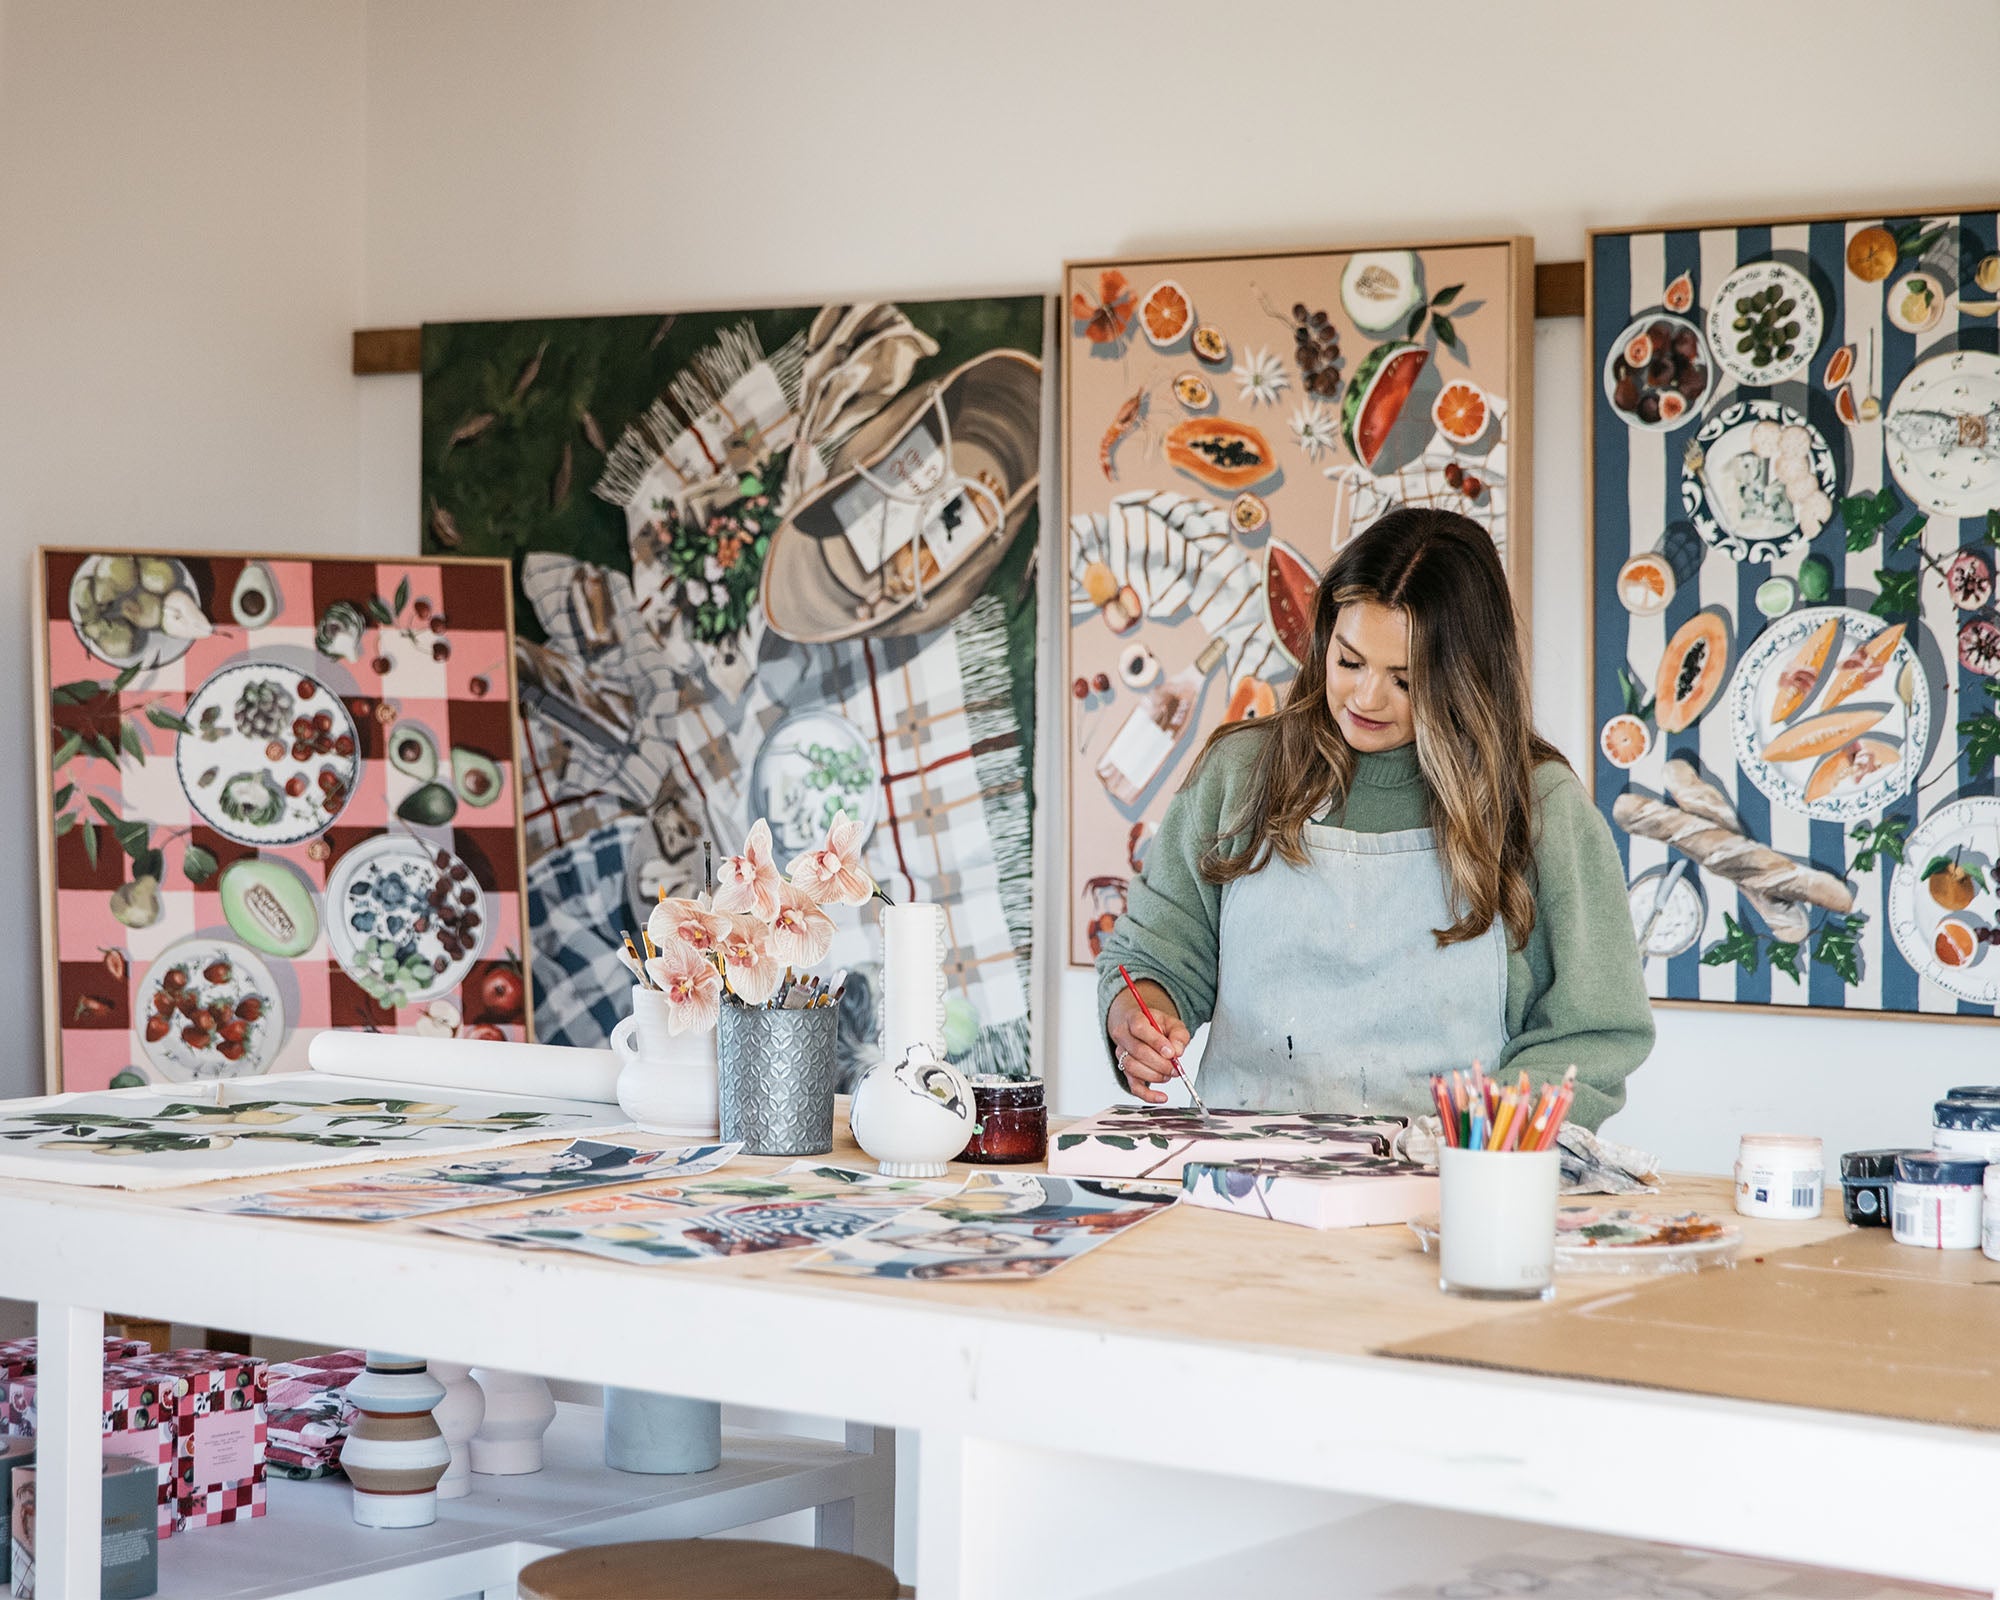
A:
[1095,732,1654,1129]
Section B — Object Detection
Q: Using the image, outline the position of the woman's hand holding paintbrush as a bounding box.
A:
[1108,965,1197,1108]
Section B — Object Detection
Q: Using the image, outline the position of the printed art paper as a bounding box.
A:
[194,1139,738,1222]
[797,1171,1178,1281]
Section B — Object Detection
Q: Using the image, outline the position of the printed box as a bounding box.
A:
[0,1341,150,1436]
[1181,1153,1440,1230]
[109,1350,268,1532]
[5,1373,175,1539]
[1049,1105,1407,1182]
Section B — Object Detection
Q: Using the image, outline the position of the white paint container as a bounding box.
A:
[1733,1133,1823,1219]
[1891,1153,1986,1251]
[1931,1097,2000,1162]
[1985,1166,2000,1262]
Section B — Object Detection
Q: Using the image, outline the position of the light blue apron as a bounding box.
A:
[1199,822,1509,1119]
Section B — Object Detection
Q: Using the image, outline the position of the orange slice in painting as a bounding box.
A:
[1935,919,1977,968]
[1140,281,1193,347]
[1431,380,1488,444]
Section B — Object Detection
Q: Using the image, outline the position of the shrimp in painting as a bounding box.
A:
[1100,388,1147,480]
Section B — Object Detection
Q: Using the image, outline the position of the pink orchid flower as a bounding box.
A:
[767,880,835,967]
[785,809,875,907]
[647,894,728,957]
[717,913,782,1006]
[645,939,722,1035]
[712,818,783,923]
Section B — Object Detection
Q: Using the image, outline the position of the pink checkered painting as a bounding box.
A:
[40,551,532,1092]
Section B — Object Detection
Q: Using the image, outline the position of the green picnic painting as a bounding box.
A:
[420,298,1048,1080]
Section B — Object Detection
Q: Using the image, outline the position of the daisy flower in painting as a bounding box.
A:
[766,880,835,967]
[785,809,875,907]
[647,940,723,1035]
[648,894,728,958]
[711,818,782,923]
[716,913,783,1006]
[1289,399,1338,463]
[1232,347,1288,408]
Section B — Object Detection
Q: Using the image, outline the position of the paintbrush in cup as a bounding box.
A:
[1117,963,1212,1123]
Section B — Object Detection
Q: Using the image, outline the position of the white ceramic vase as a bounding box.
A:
[849,1041,975,1177]
[612,984,721,1137]
[468,1368,556,1475]
[603,1387,722,1475]
[428,1360,484,1500]
[341,1353,451,1528]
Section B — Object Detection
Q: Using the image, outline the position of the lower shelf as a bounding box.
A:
[153,1403,889,1600]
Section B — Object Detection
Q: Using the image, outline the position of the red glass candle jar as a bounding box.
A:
[961,1075,1047,1165]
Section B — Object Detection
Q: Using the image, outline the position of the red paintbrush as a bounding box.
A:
[1117,964,1211,1122]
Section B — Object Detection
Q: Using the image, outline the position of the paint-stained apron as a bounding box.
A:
[1200,822,1508,1119]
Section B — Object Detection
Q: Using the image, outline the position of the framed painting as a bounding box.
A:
[34,549,532,1092]
[1061,237,1535,966]
[420,297,1045,1082]
[1588,205,2000,1019]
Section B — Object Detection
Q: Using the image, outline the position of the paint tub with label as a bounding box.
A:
[1931,1097,2000,1161]
[1734,1134,1823,1219]
[1839,1148,1919,1227]
[1985,1166,2000,1262]
[1891,1152,1986,1250]
[1946,1085,2000,1101]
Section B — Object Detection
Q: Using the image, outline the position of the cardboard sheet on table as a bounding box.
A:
[1378,1229,2000,1431]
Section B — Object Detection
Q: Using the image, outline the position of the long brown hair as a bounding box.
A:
[1197,507,1564,949]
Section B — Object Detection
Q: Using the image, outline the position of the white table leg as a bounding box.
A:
[813,1423,894,1568]
[35,1299,104,1600]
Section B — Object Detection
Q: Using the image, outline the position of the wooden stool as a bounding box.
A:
[517,1539,901,1600]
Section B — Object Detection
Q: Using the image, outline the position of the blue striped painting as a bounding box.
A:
[1589,209,2000,1019]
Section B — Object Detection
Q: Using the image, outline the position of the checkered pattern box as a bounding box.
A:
[0,1338,151,1434]
[110,1349,268,1532]
[6,1370,176,1538]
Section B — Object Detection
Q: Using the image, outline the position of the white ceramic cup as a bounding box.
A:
[610,984,721,1138]
[1437,1146,1561,1300]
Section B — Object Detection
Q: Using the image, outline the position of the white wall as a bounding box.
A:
[5,0,1997,1163]
[0,0,369,1100]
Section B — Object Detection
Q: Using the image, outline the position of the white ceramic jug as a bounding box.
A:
[468,1368,556,1475]
[611,984,721,1137]
[849,1042,975,1177]
[428,1360,484,1500]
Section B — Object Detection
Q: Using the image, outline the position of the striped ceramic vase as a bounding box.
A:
[341,1353,451,1528]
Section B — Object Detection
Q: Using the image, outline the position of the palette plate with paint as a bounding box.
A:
[1410,1207,1741,1276]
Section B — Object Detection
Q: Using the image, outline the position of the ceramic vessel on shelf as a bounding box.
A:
[603,1387,722,1475]
[468,1368,556,1475]
[611,984,721,1138]
[849,1041,975,1177]
[428,1359,484,1500]
[341,1353,451,1528]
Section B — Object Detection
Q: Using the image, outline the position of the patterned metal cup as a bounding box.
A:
[716,1001,839,1156]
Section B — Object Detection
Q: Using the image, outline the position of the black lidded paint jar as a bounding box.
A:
[1839,1148,1918,1227]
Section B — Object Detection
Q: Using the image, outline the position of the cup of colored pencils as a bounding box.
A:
[1429,1063,1574,1301]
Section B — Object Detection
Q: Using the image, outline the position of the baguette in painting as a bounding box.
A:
[1612,792,1855,915]
[1659,760,1810,942]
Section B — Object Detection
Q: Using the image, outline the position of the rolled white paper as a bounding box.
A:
[307,1030,622,1104]
[880,902,946,1068]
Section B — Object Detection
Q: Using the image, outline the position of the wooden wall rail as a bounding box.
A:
[352,261,1586,375]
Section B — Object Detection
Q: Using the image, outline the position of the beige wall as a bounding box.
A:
[6,0,2000,1167]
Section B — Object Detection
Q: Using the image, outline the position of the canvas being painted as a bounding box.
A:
[1047,1105,1407,1182]
[0,1073,628,1190]
[1063,240,1533,966]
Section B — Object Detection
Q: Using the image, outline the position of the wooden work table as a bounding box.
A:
[4,1108,1996,1599]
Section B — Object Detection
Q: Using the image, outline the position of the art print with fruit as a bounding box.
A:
[37,549,531,1091]
[1590,207,2000,1021]
[1061,239,1534,964]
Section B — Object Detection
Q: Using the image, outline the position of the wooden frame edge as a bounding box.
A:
[32,553,61,1094]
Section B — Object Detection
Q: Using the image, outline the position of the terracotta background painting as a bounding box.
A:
[1590,207,2000,1018]
[36,550,530,1092]
[1063,240,1533,966]
[420,299,1045,1081]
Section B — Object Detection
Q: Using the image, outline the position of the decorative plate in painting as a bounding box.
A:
[1727,605,1928,823]
[134,937,287,1081]
[175,661,360,847]
[1600,312,1710,433]
[1884,350,2000,520]
[1888,796,2000,1006]
[1681,401,1838,563]
[325,834,488,1006]
[1703,260,1823,387]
